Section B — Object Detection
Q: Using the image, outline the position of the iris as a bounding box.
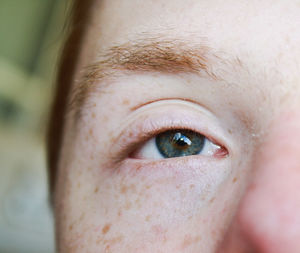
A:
[155,129,205,158]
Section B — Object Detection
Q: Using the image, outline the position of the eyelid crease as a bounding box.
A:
[129,97,213,113]
[128,99,215,118]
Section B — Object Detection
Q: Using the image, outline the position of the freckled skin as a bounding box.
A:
[54,0,300,252]
[102,224,111,234]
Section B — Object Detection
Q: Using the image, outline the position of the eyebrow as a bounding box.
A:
[69,36,240,119]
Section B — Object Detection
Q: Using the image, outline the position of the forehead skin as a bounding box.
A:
[71,0,300,124]
[55,0,300,252]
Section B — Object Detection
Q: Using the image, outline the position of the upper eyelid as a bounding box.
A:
[109,100,233,162]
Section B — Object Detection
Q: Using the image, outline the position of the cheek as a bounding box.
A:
[56,155,247,252]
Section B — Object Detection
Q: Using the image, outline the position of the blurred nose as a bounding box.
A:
[219,112,300,253]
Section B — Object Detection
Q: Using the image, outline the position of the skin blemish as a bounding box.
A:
[102,224,111,234]
[94,187,99,193]
[232,177,238,183]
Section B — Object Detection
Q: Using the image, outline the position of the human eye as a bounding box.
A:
[111,99,230,164]
[131,129,225,160]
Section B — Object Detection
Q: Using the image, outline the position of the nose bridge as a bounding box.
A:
[237,112,300,253]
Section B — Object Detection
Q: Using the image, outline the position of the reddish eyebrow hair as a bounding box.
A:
[68,37,237,119]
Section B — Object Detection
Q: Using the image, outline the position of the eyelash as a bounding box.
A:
[129,129,227,160]
[110,108,229,163]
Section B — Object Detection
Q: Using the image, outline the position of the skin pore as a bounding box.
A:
[53,0,300,252]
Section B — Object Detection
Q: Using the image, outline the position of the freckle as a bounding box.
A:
[118,209,122,217]
[94,187,99,193]
[209,197,215,203]
[122,99,129,105]
[89,128,93,135]
[93,103,96,107]
[189,184,195,189]
[145,215,151,222]
[92,112,96,118]
[145,184,151,190]
[232,177,238,183]
[228,129,232,134]
[176,184,181,189]
[120,185,127,194]
[77,182,81,189]
[102,224,111,234]
[105,245,111,252]
[69,224,73,231]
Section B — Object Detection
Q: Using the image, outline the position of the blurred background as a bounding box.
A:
[0,0,70,252]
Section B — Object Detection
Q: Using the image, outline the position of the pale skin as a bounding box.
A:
[54,0,300,252]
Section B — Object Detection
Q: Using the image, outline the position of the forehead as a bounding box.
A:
[79,0,300,75]
[86,0,300,52]
[71,0,300,118]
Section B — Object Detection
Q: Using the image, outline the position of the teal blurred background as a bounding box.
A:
[0,1,70,252]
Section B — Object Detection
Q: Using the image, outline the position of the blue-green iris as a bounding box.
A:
[155,130,205,158]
